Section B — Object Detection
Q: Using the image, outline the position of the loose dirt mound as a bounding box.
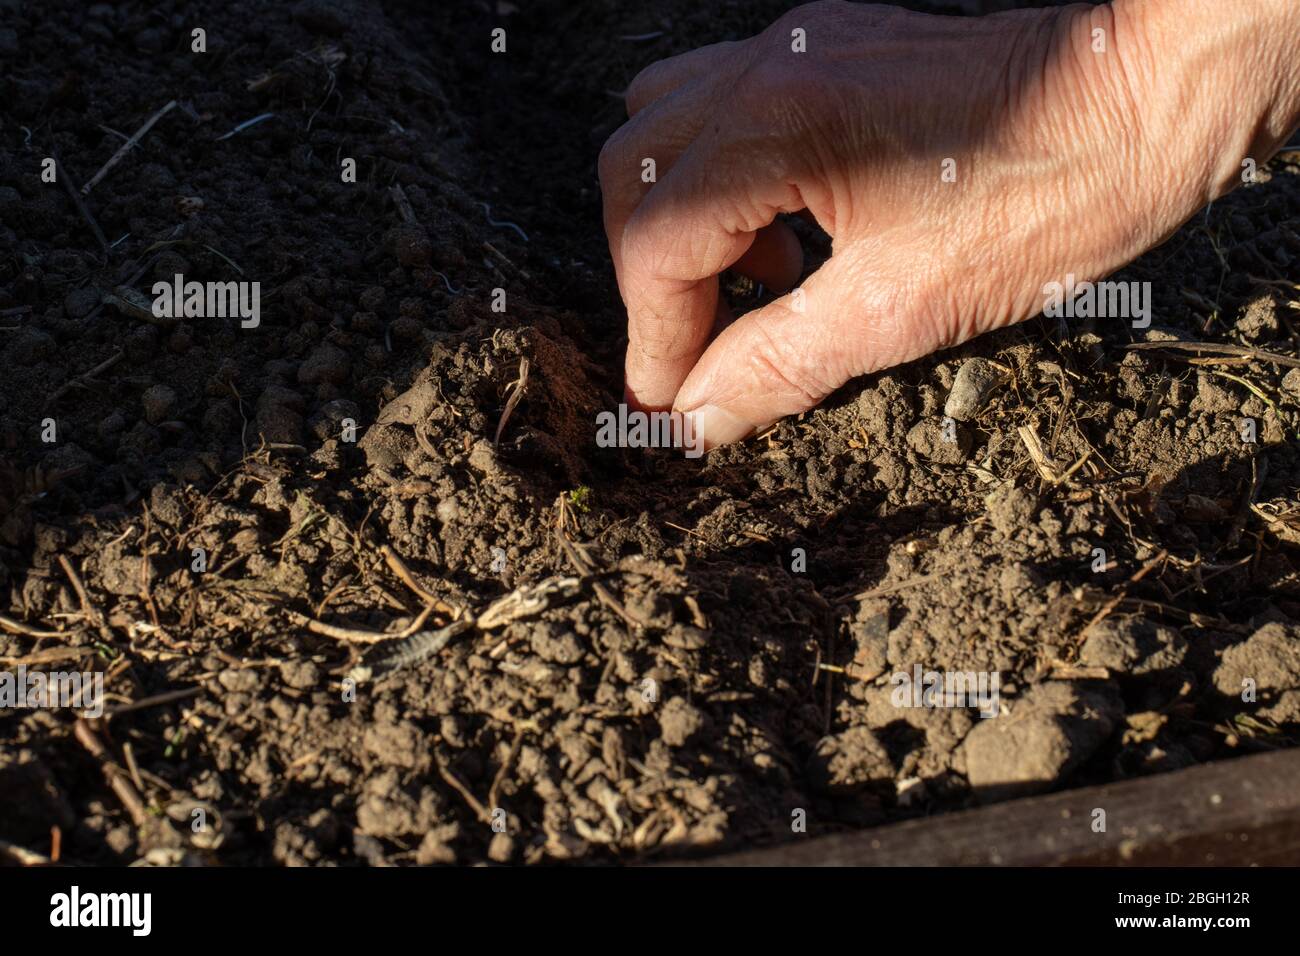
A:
[2,0,1298,865]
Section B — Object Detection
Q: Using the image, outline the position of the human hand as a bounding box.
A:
[598,0,1300,448]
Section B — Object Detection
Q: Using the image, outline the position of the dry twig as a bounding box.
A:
[1125,340,1300,369]
[1077,549,1169,644]
[555,500,646,629]
[0,613,65,638]
[46,349,124,404]
[380,544,460,616]
[0,838,50,867]
[82,100,177,194]
[74,718,148,828]
[51,149,109,252]
[493,357,529,447]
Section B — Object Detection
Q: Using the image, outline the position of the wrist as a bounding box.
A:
[1110,0,1300,210]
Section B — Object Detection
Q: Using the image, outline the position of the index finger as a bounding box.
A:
[620,128,805,409]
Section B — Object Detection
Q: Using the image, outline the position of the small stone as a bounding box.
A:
[944,357,1006,421]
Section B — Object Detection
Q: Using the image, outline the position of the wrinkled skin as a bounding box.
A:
[598,0,1300,448]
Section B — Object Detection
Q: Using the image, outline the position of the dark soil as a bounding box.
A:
[2,0,1299,866]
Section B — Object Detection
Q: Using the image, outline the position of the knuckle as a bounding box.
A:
[797,0,850,21]
[629,302,711,364]
[634,325,699,364]
[855,272,946,374]
[765,0,849,43]
[620,214,670,280]
[745,318,832,407]
[727,51,829,136]
[626,60,670,111]
[733,51,790,102]
[727,74,795,137]
[596,131,628,188]
[628,40,742,110]
[598,123,647,193]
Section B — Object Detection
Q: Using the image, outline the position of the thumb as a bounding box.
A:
[672,250,939,449]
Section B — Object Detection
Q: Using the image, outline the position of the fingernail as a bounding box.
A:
[682,404,754,452]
